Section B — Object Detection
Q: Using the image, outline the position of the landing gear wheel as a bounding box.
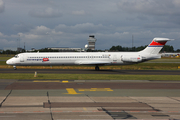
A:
[13,66,17,70]
[95,66,99,71]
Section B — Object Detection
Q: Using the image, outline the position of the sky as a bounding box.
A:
[0,0,180,51]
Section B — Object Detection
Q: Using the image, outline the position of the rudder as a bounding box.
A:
[140,38,173,54]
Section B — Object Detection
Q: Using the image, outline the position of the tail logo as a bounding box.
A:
[148,40,167,47]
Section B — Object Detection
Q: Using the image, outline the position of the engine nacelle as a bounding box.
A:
[122,55,142,63]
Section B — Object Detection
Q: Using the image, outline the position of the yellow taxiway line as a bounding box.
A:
[78,88,113,91]
[65,88,82,94]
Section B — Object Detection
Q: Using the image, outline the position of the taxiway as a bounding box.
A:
[0,79,180,119]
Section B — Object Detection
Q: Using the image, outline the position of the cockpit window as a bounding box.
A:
[14,55,19,58]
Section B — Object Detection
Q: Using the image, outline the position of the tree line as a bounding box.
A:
[109,45,180,52]
[0,45,180,54]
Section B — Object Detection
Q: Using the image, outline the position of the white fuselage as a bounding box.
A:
[6,38,173,70]
[6,51,159,66]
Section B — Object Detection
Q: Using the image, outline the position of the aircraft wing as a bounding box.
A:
[75,61,111,65]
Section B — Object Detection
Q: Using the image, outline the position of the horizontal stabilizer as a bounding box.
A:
[153,38,174,42]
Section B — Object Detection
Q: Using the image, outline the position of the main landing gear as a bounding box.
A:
[13,66,17,70]
[95,66,99,71]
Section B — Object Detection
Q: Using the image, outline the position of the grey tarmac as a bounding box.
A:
[0,79,180,119]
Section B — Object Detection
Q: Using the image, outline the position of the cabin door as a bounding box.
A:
[113,55,117,61]
[20,55,24,62]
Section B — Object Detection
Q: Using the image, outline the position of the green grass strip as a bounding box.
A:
[0,73,180,80]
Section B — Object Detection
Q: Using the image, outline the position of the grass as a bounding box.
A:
[0,55,14,60]
[1,63,180,70]
[0,73,180,80]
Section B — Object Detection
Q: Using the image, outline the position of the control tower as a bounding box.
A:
[87,35,97,50]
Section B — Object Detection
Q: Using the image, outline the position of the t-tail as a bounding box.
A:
[140,38,173,54]
[138,38,174,61]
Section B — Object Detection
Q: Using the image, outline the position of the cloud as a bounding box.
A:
[12,24,35,33]
[72,10,86,15]
[1,22,180,51]
[29,7,63,18]
[55,23,109,34]
[117,0,180,28]
[0,32,3,36]
[30,26,51,35]
[173,0,180,7]
[1,1,180,50]
[0,0,5,13]
[117,0,180,16]
[144,22,180,29]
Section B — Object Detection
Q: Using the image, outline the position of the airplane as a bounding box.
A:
[6,37,173,70]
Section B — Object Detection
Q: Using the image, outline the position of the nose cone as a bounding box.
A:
[6,59,10,65]
[6,59,12,65]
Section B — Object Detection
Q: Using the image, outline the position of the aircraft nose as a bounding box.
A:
[6,59,12,65]
[6,60,10,64]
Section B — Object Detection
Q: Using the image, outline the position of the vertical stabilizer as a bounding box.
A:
[140,38,173,54]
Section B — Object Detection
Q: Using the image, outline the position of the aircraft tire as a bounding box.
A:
[13,66,17,70]
[95,66,99,71]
